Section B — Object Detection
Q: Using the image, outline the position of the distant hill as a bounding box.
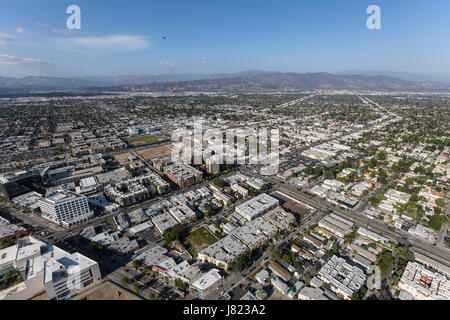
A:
[114,72,449,93]
[338,71,450,84]
[0,71,448,93]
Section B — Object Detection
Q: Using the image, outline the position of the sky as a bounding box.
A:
[0,0,450,77]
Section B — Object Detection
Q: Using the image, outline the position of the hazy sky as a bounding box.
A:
[1,0,449,77]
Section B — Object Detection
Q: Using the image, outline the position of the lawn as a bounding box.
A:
[126,135,167,146]
[182,227,217,257]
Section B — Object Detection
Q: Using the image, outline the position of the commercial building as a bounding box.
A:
[0,169,42,200]
[235,193,279,221]
[190,268,222,296]
[0,217,28,241]
[168,204,196,223]
[128,221,154,237]
[231,217,277,249]
[38,191,94,227]
[47,166,103,187]
[0,236,101,300]
[357,227,389,245]
[12,191,43,212]
[151,212,179,235]
[318,214,353,238]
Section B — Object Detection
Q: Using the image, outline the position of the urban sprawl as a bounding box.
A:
[0,92,449,301]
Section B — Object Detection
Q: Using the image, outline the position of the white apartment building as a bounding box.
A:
[318,255,366,300]
[38,191,94,227]
[398,262,450,300]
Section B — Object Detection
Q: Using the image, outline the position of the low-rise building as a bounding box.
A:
[235,193,279,221]
[398,262,450,300]
[318,255,366,300]
[190,268,222,296]
[318,214,353,238]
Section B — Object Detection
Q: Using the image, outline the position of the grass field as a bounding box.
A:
[182,226,217,257]
[126,135,167,146]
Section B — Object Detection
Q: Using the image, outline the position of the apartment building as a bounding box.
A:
[318,255,366,300]
[398,262,450,300]
[163,163,203,188]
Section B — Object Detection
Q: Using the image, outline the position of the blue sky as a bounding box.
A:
[0,0,449,77]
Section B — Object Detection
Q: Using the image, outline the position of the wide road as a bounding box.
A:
[269,182,450,265]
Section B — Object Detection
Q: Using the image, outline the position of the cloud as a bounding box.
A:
[194,59,208,65]
[0,33,17,45]
[15,27,25,33]
[160,62,176,69]
[0,54,51,66]
[51,28,78,36]
[55,34,152,53]
[36,22,49,27]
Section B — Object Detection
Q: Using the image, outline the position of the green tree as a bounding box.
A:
[435,198,446,208]
[269,245,283,261]
[345,231,358,244]
[212,178,225,188]
[163,229,180,244]
[132,260,141,270]
[174,278,189,291]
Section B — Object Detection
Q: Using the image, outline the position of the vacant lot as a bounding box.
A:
[72,280,142,300]
[114,152,132,165]
[126,135,168,146]
[182,226,217,257]
[136,144,173,160]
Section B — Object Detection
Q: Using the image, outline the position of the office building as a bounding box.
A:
[38,191,94,227]
[0,236,101,300]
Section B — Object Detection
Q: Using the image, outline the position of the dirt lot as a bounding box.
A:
[72,280,142,300]
[114,152,132,165]
[136,144,173,160]
[127,135,168,146]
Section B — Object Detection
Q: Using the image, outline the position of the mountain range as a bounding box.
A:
[0,70,449,93]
